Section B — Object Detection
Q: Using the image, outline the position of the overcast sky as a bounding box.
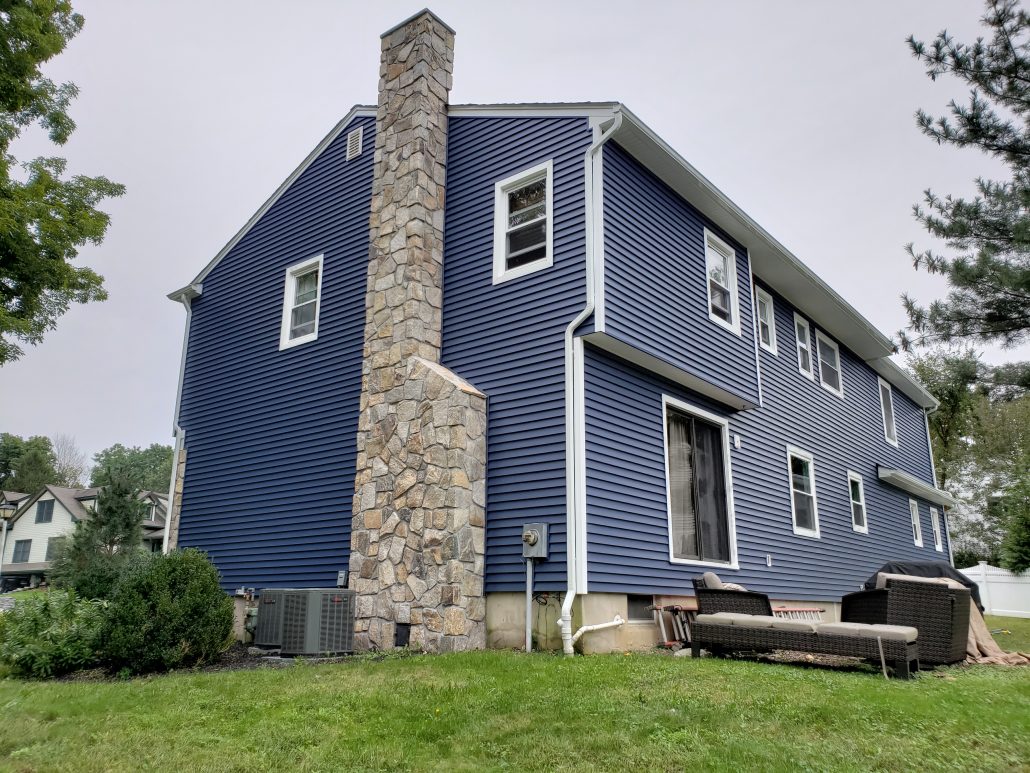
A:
[0,0,1025,461]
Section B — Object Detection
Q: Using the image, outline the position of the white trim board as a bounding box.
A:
[877,466,957,508]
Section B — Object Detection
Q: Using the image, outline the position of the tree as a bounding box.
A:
[901,0,1030,371]
[0,432,54,488]
[0,1,125,365]
[50,433,86,487]
[48,467,145,599]
[7,446,56,493]
[1000,480,1030,572]
[90,443,172,493]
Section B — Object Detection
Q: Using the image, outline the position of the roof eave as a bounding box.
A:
[877,466,958,508]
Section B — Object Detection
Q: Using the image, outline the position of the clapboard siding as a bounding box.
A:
[443,115,593,592]
[602,142,761,406]
[177,115,375,589]
[584,302,947,599]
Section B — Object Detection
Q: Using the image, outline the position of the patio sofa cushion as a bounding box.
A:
[700,571,725,589]
[818,622,918,643]
[696,612,776,627]
[769,617,819,633]
[694,613,735,626]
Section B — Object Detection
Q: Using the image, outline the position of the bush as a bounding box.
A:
[102,549,234,674]
[0,591,104,678]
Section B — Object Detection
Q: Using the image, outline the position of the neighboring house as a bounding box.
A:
[165,11,956,653]
[0,485,167,589]
[0,491,29,514]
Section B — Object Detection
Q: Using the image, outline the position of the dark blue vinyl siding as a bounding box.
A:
[442,116,593,593]
[602,142,761,406]
[178,115,375,590]
[584,291,947,600]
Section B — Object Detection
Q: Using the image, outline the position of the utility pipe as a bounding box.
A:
[525,557,534,653]
[559,109,624,656]
[571,615,625,645]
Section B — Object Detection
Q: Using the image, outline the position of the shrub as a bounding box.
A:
[102,548,234,674]
[0,591,104,678]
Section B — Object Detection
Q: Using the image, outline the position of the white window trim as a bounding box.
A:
[910,499,923,547]
[793,313,814,380]
[786,445,820,539]
[847,471,868,534]
[703,229,741,336]
[877,376,899,447]
[814,329,845,398]
[754,286,777,354]
[930,507,943,552]
[661,395,739,569]
[278,254,324,350]
[492,160,554,284]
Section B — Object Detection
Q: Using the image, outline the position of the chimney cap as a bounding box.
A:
[380,8,456,39]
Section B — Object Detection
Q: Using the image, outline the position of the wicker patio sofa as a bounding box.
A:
[842,577,970,665]
[689,577,920,678]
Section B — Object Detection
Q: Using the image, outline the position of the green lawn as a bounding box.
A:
[0,641,1027,773]
[985,614,1030,652]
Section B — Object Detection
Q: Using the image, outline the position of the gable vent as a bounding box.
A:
[346,126,363,160]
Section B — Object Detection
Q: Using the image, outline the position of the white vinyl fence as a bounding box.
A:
[959,563,1030,618]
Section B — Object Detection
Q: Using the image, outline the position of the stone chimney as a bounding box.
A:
[350,10,487,653]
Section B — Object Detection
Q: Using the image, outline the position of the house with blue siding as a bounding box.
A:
[166,10,955,653]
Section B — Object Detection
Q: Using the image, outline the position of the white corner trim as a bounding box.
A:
[278,254,324,350]
[661,394,739,569]
[793,312,815,380]
[754,285,777,355]
[814,328,845,399]
[878,376,900,448]
[492,160,554,284]
[176,105,374,291]
[786,444,820,539]
[703,228,741,336]
[847,470,869,534]
[909,499,923,547]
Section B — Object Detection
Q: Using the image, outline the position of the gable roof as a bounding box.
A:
[168,101,936,409]
[1,491,28,505]
[9,485,166,526]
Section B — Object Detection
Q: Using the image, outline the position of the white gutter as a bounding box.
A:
[559,108,622,656]
[163,285,199,553]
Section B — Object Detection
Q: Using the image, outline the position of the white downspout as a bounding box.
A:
[163,290,195,554]
[559,108,623,656]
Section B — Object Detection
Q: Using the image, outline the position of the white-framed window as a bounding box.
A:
[492,160,553,284]
[909,499,923,547]
[12,539,31,563]
[278,254,324,350]
[847,471,868,534]
[35,499,54,524]
[704,229,740,335]
[754,286,777,354]
[662,396,738,568]
[930,507,943,551]
[815,329,844,398]
[794,313,814,379]
[878,377,898,447]
[786,446,819,538]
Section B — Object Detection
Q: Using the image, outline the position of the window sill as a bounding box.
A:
[492,254,553,285]
[668,556,739,570]
[818,381,845,399]
[792,527,821,540]
[279,332,319,351]
[708,312,741,337]
[852,526,869,535]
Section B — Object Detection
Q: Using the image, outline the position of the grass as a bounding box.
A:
[985,614,1030,652]
[0,637,1027,772]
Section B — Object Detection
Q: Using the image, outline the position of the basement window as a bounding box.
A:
[787,446,819,538]
[627,595,654,621]
[279,255,324,350]
[704,229,740,335]
[493,160,553,284]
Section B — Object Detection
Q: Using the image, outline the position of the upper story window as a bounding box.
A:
[35,499,54,524]
[12,539,31,563]
[493,160,553,284]
[930,507,943,552]
[787,446,819,538]
[909,499,923,546]
[663,397,737,567]
[704,229,740,335]
[878,377,898,446]
[815,329,844,397]
[848,471,868,534]
[279,254,324,350]
[754,287,777,354]
[794,313,814,379]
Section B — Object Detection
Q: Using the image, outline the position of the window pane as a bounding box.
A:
[759,320,771,346]
[793,491,816,531]
[881,383,896,441]
[693,419,730,562]
[852,502,865,528]
[667,411,698,560]
[13,540,30,563]
[709,282,732,321]
[820,357,840,390]
[790,455,811,494]
[506,220,547,267]
[290,300,317,338]
[294,270,318,305]
[507,178,545,221]
[849,479,862,503]
[508,202,545,229]
[798,346,810,372]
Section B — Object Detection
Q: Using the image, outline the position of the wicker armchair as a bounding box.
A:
[842,578,970,665]
[691,576,774,617]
